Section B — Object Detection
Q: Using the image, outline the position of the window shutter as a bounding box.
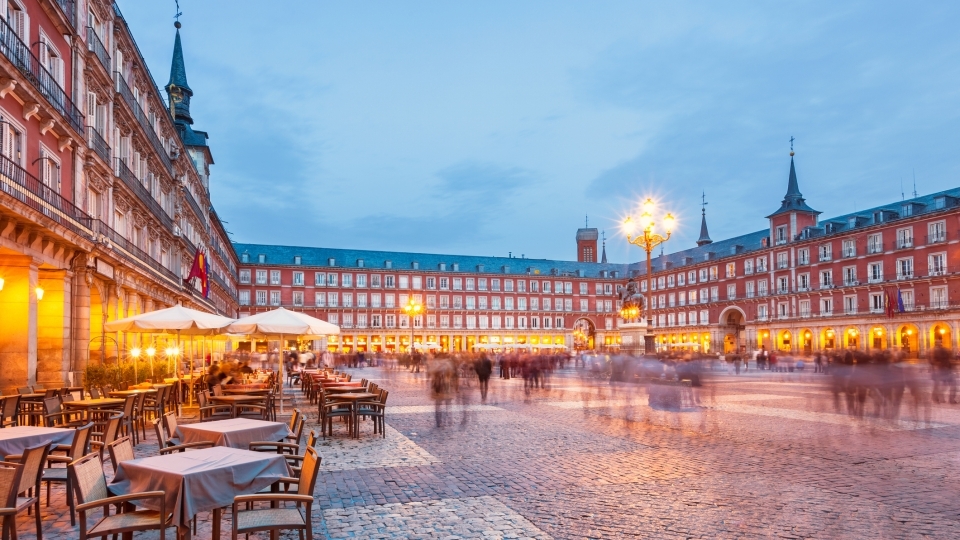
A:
[87,92,96,127]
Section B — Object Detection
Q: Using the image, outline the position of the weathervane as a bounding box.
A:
[701,191,708,217]
[790,135,795,156]
[174,0,182,22]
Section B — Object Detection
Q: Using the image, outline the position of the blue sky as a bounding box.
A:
[119,1,960,264]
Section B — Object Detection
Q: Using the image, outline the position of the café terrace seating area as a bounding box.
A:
[0,367,391,539]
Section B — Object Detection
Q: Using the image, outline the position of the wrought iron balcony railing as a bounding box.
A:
[0,152,91,236]
[86,27,110,74]
[87,126,111,165]
[56,0,76,28]
[182,185,207,225]
[0,17,84,135]
[92,218,179,284]
[114,72,172,172]
[115,159,173,230]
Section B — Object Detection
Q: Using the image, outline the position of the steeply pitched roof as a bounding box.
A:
[167,28,191,92]
[696,211,712,246]
[767,156,820,217]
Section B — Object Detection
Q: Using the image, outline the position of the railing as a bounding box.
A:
[867,275,884,284]
[797,258,809,266]
[925,232,947,245]
[86,27,110,74]
[114,72,172,172]
[866,242,884,254]
[819,254,832,262]
[0,17,83,135]
[0,152,92,236]
[843,279,859,287]
[92,219,180,284]
[820,283,834,290]
[896,240,914,250]
[896,272,914,280]
[182,185,207,225]
[842,249,856,258]
[55,0,76,28]
[844,308,858,315]
[776,261,789,269]
[115,159,174,230]
[87,126,111,165]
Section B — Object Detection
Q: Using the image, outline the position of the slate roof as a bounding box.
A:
[167,29,191,92]
[768,156,819,217]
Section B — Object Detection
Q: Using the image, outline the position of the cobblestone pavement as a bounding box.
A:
[13,366,960,538]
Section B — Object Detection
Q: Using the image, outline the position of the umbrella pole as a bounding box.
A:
[279,333,285,415]
[189,336,195,407]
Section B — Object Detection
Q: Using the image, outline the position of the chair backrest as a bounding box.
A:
[152,418,169,447]
[298,447,322,497]
[2,395,20,422]
[0,461,24,509]
[106,436,134,475]
[17,387,33,395]
[16,442,51,495]
[89,387,101,399]
[305,429,318,450]
[379,389,389,405]
[212,385,223,396]
[292,411,305,445]
[68,453,109,507]
[198,390,209,408]
[43,388,57,399]
[122,395,136,417]
[287,409,301,432]
[103,414,123,446]
[134,391,147,413]
[162,412,178,441]
[42,396,61,425]
[69,423,95,460]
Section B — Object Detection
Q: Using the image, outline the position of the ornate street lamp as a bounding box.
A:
[401,297,423,354]
[622,197,675,353]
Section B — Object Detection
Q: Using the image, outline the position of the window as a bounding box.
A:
[327,273,338,287]
[667,275,675,288]
[492,297,502,310]
[342,313,353,328]
[327,292,338,307]
[699,310,709,324]
[928,221,947,244]
[775,225,787,245]
[798,248,809,265]
[453,278,462,291]
[315,292,325,307]
[777,276,788,294]
[799,299,810,317]
[929,253,946,276]
[757,304,768,321]
[819,244,832,262]
[542,281,551,293]
[556,317,565,329]
[426,277,436,289]
[677,273,685,286]
[666,293,674,307]
[385,314,396,328]
[314,272,324,286]
[688,290,697,304]
[292,271,304,286]
[491,279,501,292]
[725,263,736,278]
[842,239,856,258]
[328,313,339,325]
[341,274,353,287]
[370,274,381,287]
[710,286,719,302]
[239,290,250,305]
[475,296,485,309]
[440,315,449,328]
[776,252,789,269]
[687,270,696,283]
[384,275,395,288]
[727,283,736,300]
[843,266,857,286]
[896,228,913,249]
[868,262,883,283]
[867,234,883,254]
[756,257,767,272]
[778,302,788,319]
[518,297,527,310]
[757,280,768,296]
[466,316,477,329]
[699,269,708,282]
[270,291,281,306]
[426,315,436,328]
[678,292,686,306]
[604,300,612,312]
[656,277,665,289]
[439,277,449,290]
[517,280,526,293]
[399,315,409,329]
[744,260,754,275]
[292,291,303,306]
[453,296,463,309]
[371,294,382,308]
[897,258,913,279]
[530,298,539,310]
[356,274,367,287]
[412,276,422,289]
[820,297,833,315]
[579,282,588,295]
[270,271,280,285]
[843,295,857,314]
[870,293,884,313]
[698,288,708,303]
[901,290,914,311]
[239,269,250,284]
[399,276,409,289]
[425,295,435,308]
[820,270,833,288]
[530,316,538,329]
[342,293,353,307]
[373,314,383,328]
[476,278,486,291]
[505,297,515,310]
[255,270,267,285]
[453,315,462,329]
[439,295,449,308]
[466,296,476,309]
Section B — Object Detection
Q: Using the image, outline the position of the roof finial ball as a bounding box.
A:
[175,21,181,29]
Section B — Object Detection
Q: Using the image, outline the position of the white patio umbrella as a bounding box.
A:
[105,305,235,397]
[226,307,340,413]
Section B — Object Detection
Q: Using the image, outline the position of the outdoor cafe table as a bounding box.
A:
[209,395,265,418]
[109,446,290,539]
[107,388,157,398]
[178,418,291,449]
[0,426,73,459]
[326,386,370,394]
[329,393,379,438]
[222,387,271,396]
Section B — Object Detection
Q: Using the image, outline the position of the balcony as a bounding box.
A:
[896,240,914,250]
[114,72,172,173]
[0,17,83,135]
[86,27,110,75]
[182,186,207,225]
[896,272,914,280]
[0,152,91,237]
[867,275,884,284]
[926,232,947,245]
[842,249,857,258]
[820,283,834,290]
[92,218,179,284]
[55,0,76,28]
[843,279,859,287]
[844,308,858,315]
[115,159,173,230]
[929,268,947,277]
[776,261,789,269]
[86,126,111,165]
[797,258,809,266]
[866,242,884,254]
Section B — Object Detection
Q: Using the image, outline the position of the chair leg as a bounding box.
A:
[68,478,76,526]
[34,499,41,540]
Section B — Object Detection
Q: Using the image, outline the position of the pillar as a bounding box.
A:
[106,286,119,362]
[0,256,38,390]
[37,269,71,387]
[72,271,91,376]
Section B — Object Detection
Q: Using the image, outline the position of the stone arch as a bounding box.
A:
[897,323,920,358]
[820,327,837,351]
[719,306,747,354]
[868,325,888,350]
[798,328,814,354]
[930,321,952,350]
[776,329,793,352]
[843,326,860,349]
[573,317,596,350]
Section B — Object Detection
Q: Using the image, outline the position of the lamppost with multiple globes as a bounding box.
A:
[622,197,675,353]
[401,297,424,354]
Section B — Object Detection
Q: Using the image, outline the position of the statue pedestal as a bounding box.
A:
[619,321,649,355]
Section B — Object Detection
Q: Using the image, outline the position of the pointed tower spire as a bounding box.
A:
[601,231,608,263]
[697,191,712,246]
[166,21,194,127]
[767,139,820,218]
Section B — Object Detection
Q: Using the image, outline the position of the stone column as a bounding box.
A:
[105,285,119,362]
[37,270,71,388]
[0,256,38,390]
[72,271,91,377]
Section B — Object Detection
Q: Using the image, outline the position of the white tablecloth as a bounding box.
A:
[0,426,74,458]
[177,418,292,449]
[109,446,290,528]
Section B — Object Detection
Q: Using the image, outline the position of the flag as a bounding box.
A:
[185,245,209,298]
[202,249,210,298]
[884,290,893,318]
[897,288,905,313]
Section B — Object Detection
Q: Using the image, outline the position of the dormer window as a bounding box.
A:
[293,256,301,265]
[258,254,266,263]
[241,252,249,263]
[775,226,787,245]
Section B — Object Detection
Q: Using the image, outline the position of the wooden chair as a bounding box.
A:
[0,460,24,540]
[198,391,231,422]
[42,422,93,526]
[106,436,135,475]
[118,395,138,445]
[4,442,51,540]
[231,447,321,540]
[284,409,305,447]
[357,389,388,438]
[0,395,20,428]
[151,419,213,454]
[134,392,149,442]
[90,414,123,461]
[142,386,167,432]
[68,452,171,540]
[88,386,101,399]
[321,396,353,439]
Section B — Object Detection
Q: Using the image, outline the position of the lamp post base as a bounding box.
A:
[619,321,649,355]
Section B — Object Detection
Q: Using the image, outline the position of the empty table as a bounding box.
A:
[177,418,292,449]
[109,446,290,539]
[0,426,74,458]
[209,395,265,418]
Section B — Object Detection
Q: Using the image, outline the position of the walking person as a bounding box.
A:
[475,353,492,402]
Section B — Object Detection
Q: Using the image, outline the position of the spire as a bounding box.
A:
[166,21,194,127]
[766,141,820,218]
[601,231,608,263]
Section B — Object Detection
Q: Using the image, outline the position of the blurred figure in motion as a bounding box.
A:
[430,358,454,427]
[475,353,492,402]
[931,345,957,404]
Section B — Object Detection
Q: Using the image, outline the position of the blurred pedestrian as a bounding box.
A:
[475,353,492,402]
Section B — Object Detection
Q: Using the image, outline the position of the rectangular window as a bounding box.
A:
[385,294,396,308]
[270,291,281,306]
[726,262,736,278]
[327,292,338,307]
[931,286,948,309]
[529,280,539,293]
[239,290,250,305]
[757,304,768,321]
[776,225,787,245]
[439,277,449,290]
[799,299,810,317]
[492,297,502,310]
[530,317,539,329]
[756,257,767,272]
[556,317,565,329]
[867,233,883,254]
[329,313,339,325]
[292,271,304,286]
[385,314,395,328]
[820,270,833,288]
[477,278,487,291]
[453,296,463,309]
[315,292,325,307]
[688,290,697,304]
[453,278,462,291]
[897,227,913,249]
[384,275,395,288]
[327,273,338,287]
[543,298,551,311]
[256,270,267,285]
[426,277,435,289]
[341,293,353,307]
[491,279,501,292]
[699,310,709,324]
[777,276,789,294]
[604,300,612,312]
[440,315,450,328]
[579,282,588,295]
[530,297,539,310]
[478,296,487,309]
[239,270,251,284]
[356,274,367,287]
[412,276,422,289]
[454,315,462,329]
[843,266,857,286]
[757,280,768,296]
[678,273,686,286]
[842,239,856,258]
[440,295,449,308]
[897,258,913,279]
[710,286,719,302]
[371,274,382,287]
[678,292,686,306]
[870,293,884,313]
[901,290,914,311]
[542,281,551,293]
[798,273,809,291]
[667,275,675,288]
[844,295,857,314]
[929,253,947,276]
[668,293,676,307]
[518,297,527,310]
[868,262,883,283]
[314,272,325,286]
[292,291,303,306]
[928,221,947,244]
[399,276,409,289]
[777,252,789,270]
[467,316,477,329]
[341,274,353,287]
[371,293,381,307]
[270,271,281,285]
[466,296,476,309]
[342,314,353,328]
[505,297,515,310]
[746,281,755,298]
[819,244,832,262]
[726,284,736,300]
[427,315,436,328]
[744,260,754,275]
[821,298,833,316]
[371,314,382,328]
[517,280,526,293]
[564,298,573,311]
[798,249,809,265]
[778,302,788,318]
[426,295,435,308]
[357,314,368,328]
